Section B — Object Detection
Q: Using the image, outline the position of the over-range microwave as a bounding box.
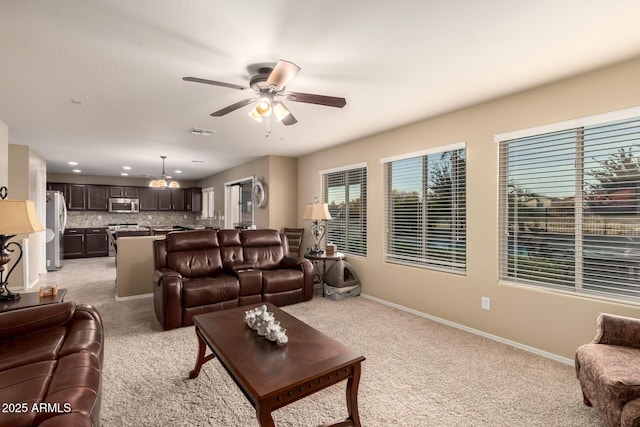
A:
[108,198,139,213]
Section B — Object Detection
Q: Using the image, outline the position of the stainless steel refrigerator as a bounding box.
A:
[46,190,67,271]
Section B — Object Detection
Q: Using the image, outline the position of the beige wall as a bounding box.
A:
[0,120,7,189]
[116,235,164,298]
[297,56,640,360]
[197,155,297,230]
[7,144,46,289]
[267,156,298,231]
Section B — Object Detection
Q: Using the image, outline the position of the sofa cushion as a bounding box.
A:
[33,353,102,426]
[577,343,640,409]
[166,229,218,252]
[182,275,240,308]
[241,230,285,269]
[167,248,223,278]
[262,269,305,293]
[0,360,57,427]
[0,327,66,371]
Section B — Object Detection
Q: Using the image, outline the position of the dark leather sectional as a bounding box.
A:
[0,302,104,427]
[152,229,314,330]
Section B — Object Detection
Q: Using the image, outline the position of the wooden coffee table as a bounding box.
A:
[189,302,365,427]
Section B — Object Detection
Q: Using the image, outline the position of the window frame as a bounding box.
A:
[381,141,467,274]
[496,106,640,304]
[320,163,368,257]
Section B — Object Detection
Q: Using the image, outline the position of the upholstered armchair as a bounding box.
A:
[575,313,640,427]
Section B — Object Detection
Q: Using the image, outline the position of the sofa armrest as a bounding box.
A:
[593,313,640,348]
[152,267,184,330]
[0,301,76,341]
[280,256,315,301]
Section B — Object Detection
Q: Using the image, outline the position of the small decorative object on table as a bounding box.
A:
[39,285,58,297]
[325,243,336,256]
[244,305,288,345]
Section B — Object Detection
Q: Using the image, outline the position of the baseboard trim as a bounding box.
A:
[360,293,574,366]
[116,293,153,302]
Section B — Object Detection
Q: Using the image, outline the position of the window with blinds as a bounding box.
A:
[498,111,640,302]
[382,143,466,273]
[201,187,214,218]
[321,165,367,256]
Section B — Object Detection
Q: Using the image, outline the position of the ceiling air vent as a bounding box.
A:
[189,127,214,136]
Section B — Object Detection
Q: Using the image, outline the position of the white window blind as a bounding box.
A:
[498,114,640,301]
[321,165,367,256]
[383,144,466,273]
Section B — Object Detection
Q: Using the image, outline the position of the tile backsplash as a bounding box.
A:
[66,211,198,228]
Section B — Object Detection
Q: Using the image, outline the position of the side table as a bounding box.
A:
[0,288,67,313]
[304,252,345,288]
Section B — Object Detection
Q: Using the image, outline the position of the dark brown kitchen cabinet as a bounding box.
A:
[171,188,186,211]
[47,182,67,198]
[63,228,85,258]
[67,184,86,210]
[85,228,109,256]
[157,188,186,211]
[139,187,158,211]
[186,188,202,212]
[86,185,108,210]
[109,186,139,199]
[64,228,108,258]
[157,189,172,210]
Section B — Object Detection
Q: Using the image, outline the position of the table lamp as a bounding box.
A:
[302,197,332,255]
[0,200,45,301]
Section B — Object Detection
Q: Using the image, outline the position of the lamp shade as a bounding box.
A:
[0,200,45,234]
[303,202,332,221]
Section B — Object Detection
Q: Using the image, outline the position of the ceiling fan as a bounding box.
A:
[183,60,346,126]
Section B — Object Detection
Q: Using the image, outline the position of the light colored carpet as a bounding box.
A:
[43,258,605,426]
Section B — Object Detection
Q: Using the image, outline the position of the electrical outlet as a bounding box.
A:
[481,297,491,311]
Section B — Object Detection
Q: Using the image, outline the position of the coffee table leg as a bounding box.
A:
[189,329,215,379]
[256,404,275,427]
[346,362,362,427]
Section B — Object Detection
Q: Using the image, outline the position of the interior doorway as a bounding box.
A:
[225,177,254,229]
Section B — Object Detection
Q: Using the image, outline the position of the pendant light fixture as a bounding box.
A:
[149,156,180,188]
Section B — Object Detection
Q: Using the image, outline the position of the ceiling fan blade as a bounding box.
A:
[285,91,347,108]
[210,98,256,116]
[183,76,249,91]
[266,60,301,92]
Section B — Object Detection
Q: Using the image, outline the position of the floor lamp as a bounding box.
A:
[303,198,332,255]
[0,200,45,301]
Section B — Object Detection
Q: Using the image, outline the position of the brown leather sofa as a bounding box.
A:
[0,302,104,427]
[153,229,314,330]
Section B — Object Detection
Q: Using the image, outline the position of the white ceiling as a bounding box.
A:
[2,1,640,182]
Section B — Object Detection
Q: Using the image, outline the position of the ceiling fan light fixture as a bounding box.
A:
[248,107,263,122]
[256,98,272,117]
[273,102,291,121]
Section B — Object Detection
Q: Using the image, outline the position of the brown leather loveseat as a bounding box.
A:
[153,229,314,330]
[0,302,104,427]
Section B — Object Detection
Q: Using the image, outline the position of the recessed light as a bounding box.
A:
[121,173,129,176]
[72,169,82,173]
[174,170,182,174]
[122,166,132,170]
[68,161,78,166]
